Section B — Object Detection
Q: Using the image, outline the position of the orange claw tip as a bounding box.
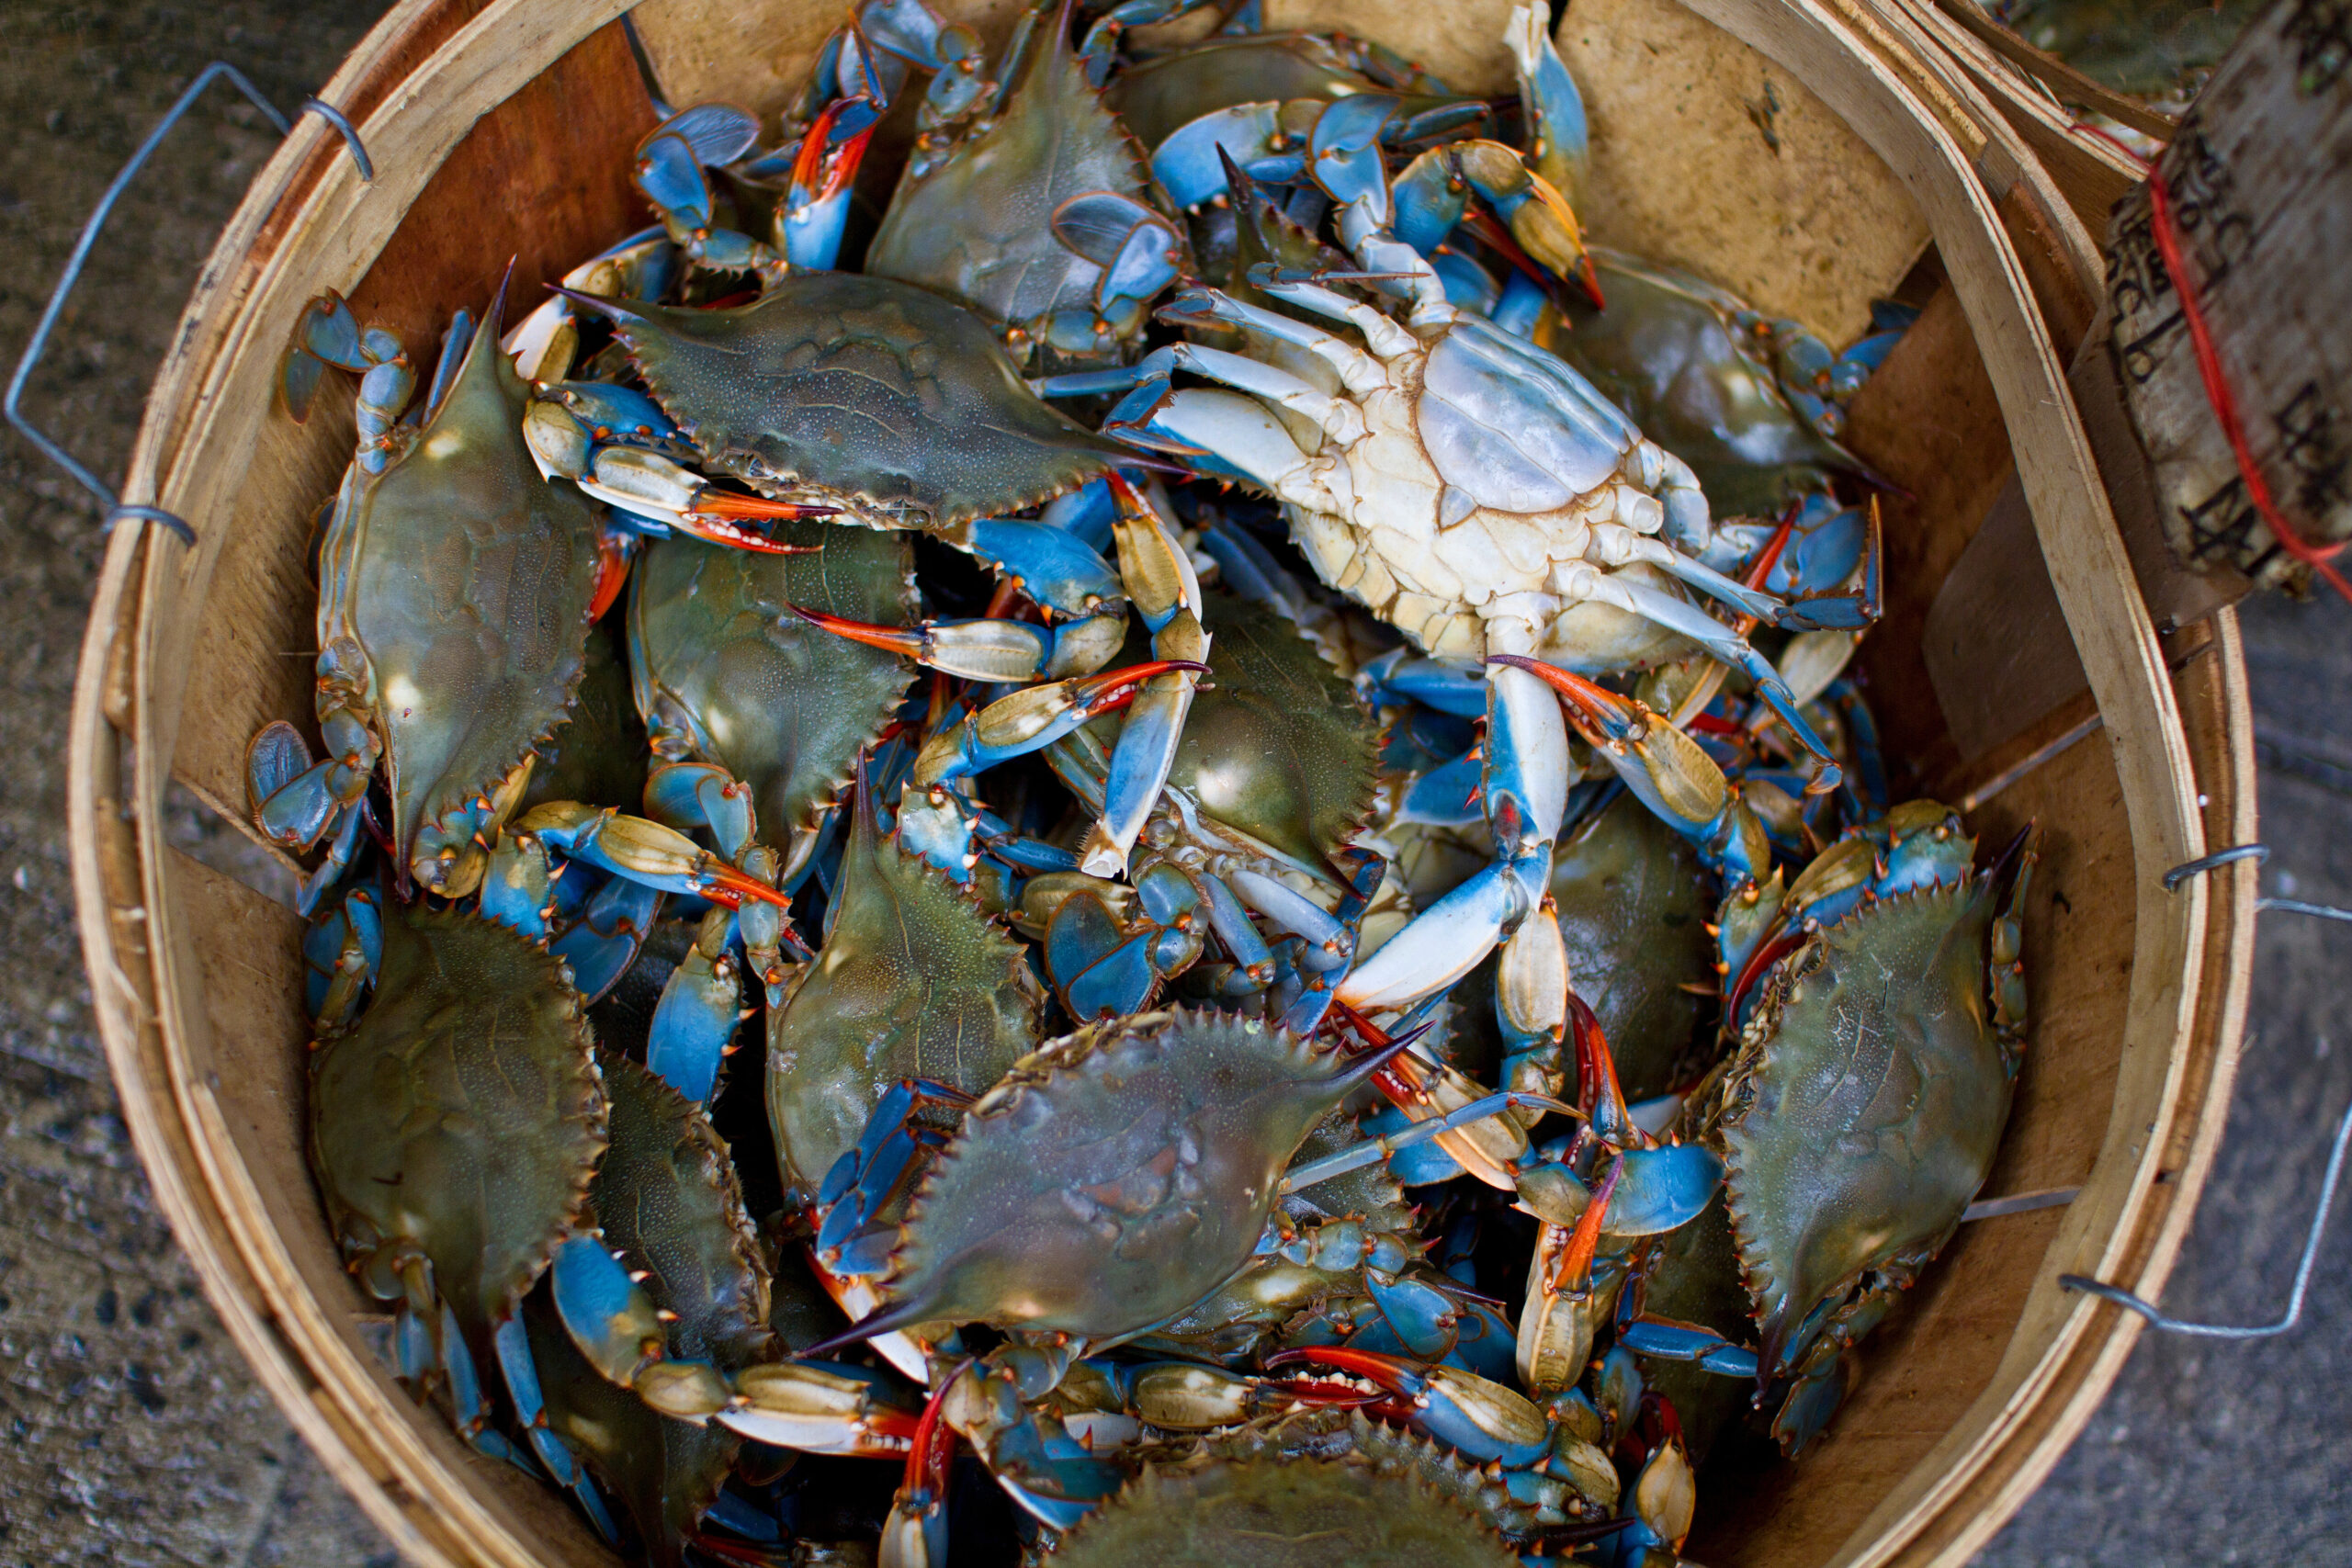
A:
[787,604,926,656]
[1070,659,1212,711]
[698,863,793,909]
[1555,1152,1623,1293]
[691,490,839,523]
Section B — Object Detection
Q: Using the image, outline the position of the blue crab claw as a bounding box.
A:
[1392,140,1600,307]
[1044,885,1204,1021]
[635,130,717,232]
[911,660,1207,785]
[779,96,876,271]
[1335,858,1535,1012]
[548,876,662,1005]
[1053,191,1184,317]
[302,885,382,1031]
[511,801,795,913]
[962,514,1124,618]
[1617,1315,1761,1379]
[547,1234,668,1391]
[1514,1144,1725,1237]
[1506,0,1590,200]
[716,1361,927,1456]
[789,603,1124,684]
[1151,102,1306,209]
[1265,1347,1552,1467]
[1764,497,1883,633]
[645,908,741,1105]
[1487,657,1778,879]
[643,761,759,862]
[1307,93,1402,217]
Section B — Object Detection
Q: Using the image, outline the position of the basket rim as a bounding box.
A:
[62,1,2256,1564]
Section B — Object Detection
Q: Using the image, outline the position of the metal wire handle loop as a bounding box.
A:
[2164,843,2271,891]
[2062,873,2352,1338]
[5,63,373,547]
[2061,1099,2352,1340]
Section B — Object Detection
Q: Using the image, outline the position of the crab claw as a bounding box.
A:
[1488,655,1775,875]
[718,1360,924,1456]
[910,660,1209,785]
[1262,1348,1550,1466]
[789,603,1115,683]
[780,96,876,271]
[510,802,793,910]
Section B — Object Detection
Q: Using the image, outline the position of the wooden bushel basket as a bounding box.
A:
[63,0,2257,1563]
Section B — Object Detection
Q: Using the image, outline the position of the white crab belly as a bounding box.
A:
[1283,367,1665,660]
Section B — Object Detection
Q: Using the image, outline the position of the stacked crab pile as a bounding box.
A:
[254,3,2036,1563]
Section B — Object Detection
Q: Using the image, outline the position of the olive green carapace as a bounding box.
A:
[318,303,603,875]
[603,273,1127,529]
[873,1010,1380,1339]
[1715,876,2021,1363]
[866,9,1155,362]
[1169,592,1381,873]
[593,1052,774,1371]
[519,617,649,816]
[1542,248,1855,518]
[629,521,916,852]
[1051,1456,1519,1568]
[766,789,1041,1192]
[309,906,604,1337]
[521,1289,737,1568]
[1195,1406,1548,1539]
[1549,790,1716,1100]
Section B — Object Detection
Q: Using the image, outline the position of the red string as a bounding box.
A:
[2143,162,2352,603]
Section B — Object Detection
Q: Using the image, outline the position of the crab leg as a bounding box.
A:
[1338,636,1568,1012]
[510,801,796,910]
[790,603,1128,682]
[1077,475,1211,876]
[910,659,1206,785]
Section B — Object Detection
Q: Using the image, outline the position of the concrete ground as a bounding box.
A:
[0,3,2341,1563]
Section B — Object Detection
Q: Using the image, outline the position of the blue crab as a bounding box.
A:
[1071,39,1876,1034]
[307,902,605,1457]
[863,0,1187,372]
[248,282,616,910]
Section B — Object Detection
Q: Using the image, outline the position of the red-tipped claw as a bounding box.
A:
[789,604,926,658]
[1068,659,1210,718]
[790,96,876,205]
[694,858,796,911]
[1552,1150,1623,1297]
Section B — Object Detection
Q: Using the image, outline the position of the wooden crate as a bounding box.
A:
[62,1,2256,1564]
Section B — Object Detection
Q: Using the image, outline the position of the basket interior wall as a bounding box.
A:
[112,0,2227,1563]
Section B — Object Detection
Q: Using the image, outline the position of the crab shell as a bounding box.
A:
[590,272,1129,532]
[628,518,917,862]
[1124,588,1381,874]
[866,0,1172,371]
[1713,857,2030,1373]
[867,1009,1385,1340]
[316,302,604,897]
[765,780,1042,1193]
[592,1051,774,1372]
[309,905,605,1345]
[1049,1452,1519,1568]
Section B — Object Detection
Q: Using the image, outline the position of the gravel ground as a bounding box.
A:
[0,4,2342,1564]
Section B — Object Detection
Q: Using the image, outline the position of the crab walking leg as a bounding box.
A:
[1078,476,1210,877]
[1278,1088,1575,1192]
[912,660,1209,784]
[1339,631,1570,1011]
